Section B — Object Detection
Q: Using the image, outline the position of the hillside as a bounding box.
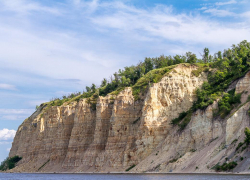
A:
[5,40,250,173]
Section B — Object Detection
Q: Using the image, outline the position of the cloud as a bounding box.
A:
[0,84,17,91]
[204,8,236,17]
[0,109,34,121]
[6,148,11,152]
[0,141,11,145]
[0,0,249,112]
[0,129,16,141]
[89,1,249,46]
[215,0,237,6]
[0,0,61,15]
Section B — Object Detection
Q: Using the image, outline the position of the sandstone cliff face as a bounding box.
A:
[9,65,250,173]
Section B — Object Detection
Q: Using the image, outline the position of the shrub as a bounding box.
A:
[214,161,237,171]
[125,164,136,172]
[236,142,244,151]
[0,156,22,171]
[245,127,250,145]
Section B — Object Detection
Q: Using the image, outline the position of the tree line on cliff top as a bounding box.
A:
[48,40,250,114]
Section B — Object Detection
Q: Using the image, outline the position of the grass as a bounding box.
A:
[132,64,177,101]
[191,64,209,77]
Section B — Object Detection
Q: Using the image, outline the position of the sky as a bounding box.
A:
[0,0,250,163]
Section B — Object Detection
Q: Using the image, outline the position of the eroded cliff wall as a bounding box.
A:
[9,65,250,173]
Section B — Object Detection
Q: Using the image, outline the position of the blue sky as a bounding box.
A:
[0,0,250,162]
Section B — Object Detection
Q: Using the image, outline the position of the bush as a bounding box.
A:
[214,161,237,171]
[0,156,22,171]
[125,164,136,172]
[244,127,250,145]
[236,142,244,151]
[217,89,241,118]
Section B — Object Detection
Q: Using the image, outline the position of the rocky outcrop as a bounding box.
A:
[9,64,250,173]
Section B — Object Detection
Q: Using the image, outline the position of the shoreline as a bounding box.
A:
[2,172,250,175]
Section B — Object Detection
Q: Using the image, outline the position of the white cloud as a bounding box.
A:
[215,0,237,6]
[0,84,17,91]
[204,8,236,17]
[90,2,249,46]
[0,0,61,15]
[6,148,11,152]
[0,129,16,141]
[0,109,34,121]
[0,0,249,97]
[0,141,11,145]
[199,7,208,10]
[0,109,34,114]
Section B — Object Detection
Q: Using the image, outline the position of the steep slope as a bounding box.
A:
[8,64,250,173]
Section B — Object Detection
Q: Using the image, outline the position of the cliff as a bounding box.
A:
[8,64,250,173]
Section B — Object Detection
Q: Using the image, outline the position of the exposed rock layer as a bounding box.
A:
[9,65,250,173]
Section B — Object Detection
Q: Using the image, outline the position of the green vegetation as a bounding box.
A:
[244,127,250,145]
[169,158,179,163]
[125,164,136,171]
[214,89,241,118]
[236,142,244,151]
[0,156,22,171]
[231,139,238,144]
[39,40,250,131]
[213,161,238,171]
[171,40,250,130]
[235,127,250,153]
[38,159,50,171]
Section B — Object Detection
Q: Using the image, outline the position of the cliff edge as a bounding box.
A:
[8,64,250,173]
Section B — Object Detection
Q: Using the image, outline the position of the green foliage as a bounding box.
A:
[231,139,238,144]
[38,159,50,171]
[171,111,188,125]
[169,158,179,163]
[125,164,136,171]
[0,156,22,171]
[248,108,250,117]
[132,65,176,101]
[213,161,237,171]
[171,111,192,131]
[43,40,250,133]
[244,127,250,145]
[236,142,244,151]
[191,65,209,77]
[216,89,241,118]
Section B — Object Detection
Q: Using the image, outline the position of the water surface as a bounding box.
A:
[1,173,250,180]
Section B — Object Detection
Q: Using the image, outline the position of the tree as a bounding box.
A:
[186,52,197,63]
[86,86,91,92]
[202,48,210,63]
[91,83,96,92]
[101,78,107,87]
[144,57,153,73]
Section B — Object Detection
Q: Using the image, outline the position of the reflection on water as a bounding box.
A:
[0,173,250,180]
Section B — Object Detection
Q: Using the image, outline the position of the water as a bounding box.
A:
[1,173,250,180]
